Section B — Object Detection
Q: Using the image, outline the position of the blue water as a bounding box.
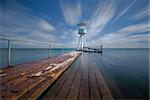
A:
[0,48,149,98]
[0,48,74,68]
[95,49,149,99]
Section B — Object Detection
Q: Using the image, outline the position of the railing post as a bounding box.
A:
[62,45,64,54]
[8,40,11,67]
[49,44,51,64]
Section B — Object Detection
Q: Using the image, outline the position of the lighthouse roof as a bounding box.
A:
[78,22,87,26]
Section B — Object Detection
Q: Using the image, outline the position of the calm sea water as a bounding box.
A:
[0,48,74,68]
[0,48,149,98]
[96,49,149,99]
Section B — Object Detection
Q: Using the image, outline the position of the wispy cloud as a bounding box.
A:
[96,22,150,48]
[0,2,56,43]
[1,0,149,48]
[87,0,116,39]
[38,19,55,32]
[60,0,82,26]
[111,0,136,24]
[131,7,150,20]
[118,22,149,34]
[61,28,79,45]
[101,34,149,48]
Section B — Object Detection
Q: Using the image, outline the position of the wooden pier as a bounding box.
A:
[0,52,81,99]
[0,52,113,100]
[41,53,113,100]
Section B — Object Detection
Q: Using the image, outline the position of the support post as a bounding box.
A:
[77,35,81,51]
[8,40,11,67]
[81,36,83,51]
[49,44,51,64]
[62,45,64,53]
[101,45,103,53]
[83,36,87,51]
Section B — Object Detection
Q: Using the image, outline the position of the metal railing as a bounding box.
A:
[0,36,67,67]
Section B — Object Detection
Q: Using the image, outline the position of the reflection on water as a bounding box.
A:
[77,50,149,99]
[94,49,149,99]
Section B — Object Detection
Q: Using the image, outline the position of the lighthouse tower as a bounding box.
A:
[76,22,87,51]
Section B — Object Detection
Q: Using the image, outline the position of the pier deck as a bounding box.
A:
[0,52,81,99]
[41,53,113,100]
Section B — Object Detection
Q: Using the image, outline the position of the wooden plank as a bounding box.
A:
[78,53,89,100]
[1,77,46,99]
[93,63,113,100]
[19,53,81,99]
[54,58,80,100]
[66,58,82,100]
[39,53,113,100]
[0,52,81,99]
[88,57,101,100]
[1,59,50,84]
[0,55,69,84]
[41,57,79,100]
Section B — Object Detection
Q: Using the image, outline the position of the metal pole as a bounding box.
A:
[101,45,103,53]
[49,44,51,64]
[77,35,81,50]
[62,45,64,54]
[8,40,11,67]
[81,36,83,51]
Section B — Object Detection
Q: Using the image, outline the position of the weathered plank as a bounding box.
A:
[66,58,82,100]
[0,52,81,99]
[78,53,89,100]
[94,63,113,100]
[41,57,80,100]
[54,59,80,99]
[19,53,81,99]
[88,55,101,100]
[40,53,113,100]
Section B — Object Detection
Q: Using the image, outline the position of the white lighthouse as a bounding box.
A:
[76,22,87,51]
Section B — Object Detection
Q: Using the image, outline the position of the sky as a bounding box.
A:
[0,0,149,48]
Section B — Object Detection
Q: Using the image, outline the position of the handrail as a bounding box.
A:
[0,36,64,45]
[0,36,66,67]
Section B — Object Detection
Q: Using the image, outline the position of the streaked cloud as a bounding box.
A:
[87,0,116,38]
[0,2,56,44]
[96,22,150,48]
[0,0,149,48]
[101,34,149,48]
[60,0,82,26]
[131,7,150,20]
[111,0,136,24]
[38,19,55,32]
[56,28,79,48]
[118,22,149,34]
